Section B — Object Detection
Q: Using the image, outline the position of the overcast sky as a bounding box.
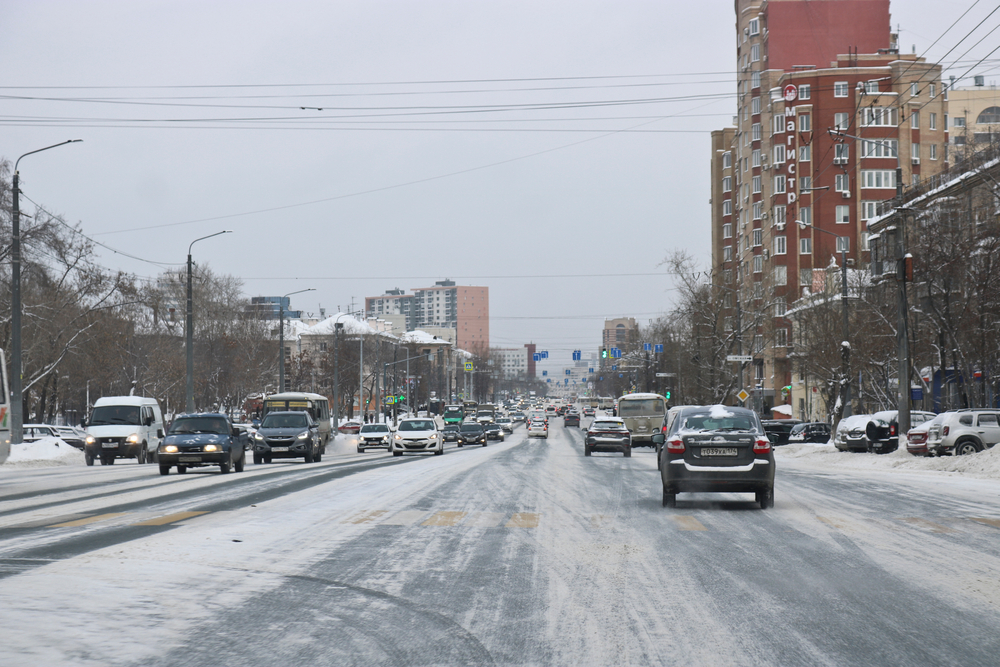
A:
[5,0,998,378]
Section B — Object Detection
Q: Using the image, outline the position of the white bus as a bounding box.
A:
[262,392,332,444]
[617,392,667,447]
[0,349,9,464]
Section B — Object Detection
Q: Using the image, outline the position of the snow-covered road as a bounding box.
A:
[1,424,999,665]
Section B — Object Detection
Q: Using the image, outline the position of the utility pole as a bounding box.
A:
[896,210,911,436]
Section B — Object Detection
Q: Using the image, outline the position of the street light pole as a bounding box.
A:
[10,140,82,444]
[278,288,315,394]
[186,230,232,413]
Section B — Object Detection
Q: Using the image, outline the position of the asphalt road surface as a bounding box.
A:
[1,418,999,666]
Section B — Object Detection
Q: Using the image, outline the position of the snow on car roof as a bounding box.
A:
[709,405,736,419]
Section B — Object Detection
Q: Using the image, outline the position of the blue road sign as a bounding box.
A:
[572,350,581,361]
[655,344,663,353]
[564,378,569,385]
[547,379,552,383]
[644,343,652,352]
[565,369,571,375]
[612,365,617,371]
[542,370,548,376]
[540,351,549,359]
[589,368,594,373]
[533,353,540,362]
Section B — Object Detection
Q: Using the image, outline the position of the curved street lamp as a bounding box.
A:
[10,139,82,444]
[185,230,232,413]
[278,288,315,394]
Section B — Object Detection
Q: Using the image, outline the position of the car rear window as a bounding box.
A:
[960,415,973,426]
[592,421,624,430]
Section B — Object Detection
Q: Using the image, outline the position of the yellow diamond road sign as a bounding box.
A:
[736,389,750,402]
[465,362,473,371]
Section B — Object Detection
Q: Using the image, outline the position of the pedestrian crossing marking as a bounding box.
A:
[898,517,957,533]
[47,513,127,528]
[506,512,540,528]
[422,511,467,527]
[672,516,708,531]
[464,512,505,528]
[343,510,388,524]
[969,517,1000,529]
[380,510,429,526]
[132,511,209,526]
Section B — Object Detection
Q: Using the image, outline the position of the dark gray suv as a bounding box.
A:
[251,411,322,464]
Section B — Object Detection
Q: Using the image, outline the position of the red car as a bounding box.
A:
[338,421,362,434]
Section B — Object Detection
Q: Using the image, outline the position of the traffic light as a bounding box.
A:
[601,348,608,359]
[665,391,671,400]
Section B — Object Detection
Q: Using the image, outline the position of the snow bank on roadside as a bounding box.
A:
[775,440,1000,481]
[4,437,83,467]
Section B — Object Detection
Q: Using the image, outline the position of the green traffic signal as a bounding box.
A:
[665,391,671,400]
[601,348,608,359]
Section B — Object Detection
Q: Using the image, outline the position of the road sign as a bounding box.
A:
[736,389,750,402]
[465,362,474,371]
[533,353,540,362]
[565,369,571,375]
[726,355,753,363]
[542,370,547,376]
[572,350,581,361]
[540,351,549,359]
[655,373,676,378]
[644,343,652,352]
[588,368,594,373]
[655,344,663,354]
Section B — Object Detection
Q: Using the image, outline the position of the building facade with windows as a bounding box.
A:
[710,0,948,411]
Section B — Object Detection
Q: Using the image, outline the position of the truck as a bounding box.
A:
[156,412,249,475]
[475,404,498,424]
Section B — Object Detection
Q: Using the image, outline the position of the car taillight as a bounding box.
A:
[890,424,896,436]
[753,438,771,455]
[943,426,949,436]
[662,425,669,433]
[666,436,685,453]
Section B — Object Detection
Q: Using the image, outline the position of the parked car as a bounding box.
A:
[357,423,392,452]
[22,424,61,443]
[787,422,832,444]
[56,425,88,450]
[338,421,362,434]
[585,418,632,457]
[564,411,581,427]
[652,404,774,509]
[495,417,514,433]
[864,410,937,454]
[442,423,461,442]
[527,419,548,439]
[924,409,1000,456]
[252,411,323,463]
[457,422,487,447]
[391,418,444,456]
[833,414,877,452]
[157,413,248,475]
[905,413,949,456]
[484,422,505,441]
[761,419,803,446]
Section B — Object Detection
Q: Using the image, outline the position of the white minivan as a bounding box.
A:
[84,396,165,466]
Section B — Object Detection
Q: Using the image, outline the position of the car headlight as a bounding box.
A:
[253,432,264,441]
[395,434,402,440]
[382,436,389,443]
[126,433,140,444]
[297,431,309,440]
[204,444,219,452]
[163,445,178,453]
[85,435,96,445]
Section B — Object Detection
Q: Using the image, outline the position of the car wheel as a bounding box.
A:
[357,446,365,453]
[253,453,263,465]
[434,447,443,456]
[393,451,402,457]
[220,459,231,474]
[177,465,187,474]
[234,453,245,473]
[457,442,464,447]
[304,450,314,464]
[482,441,487,447]
[85,452,94,466]
[137,446,146,465]
[954,439,981,456]
[584,446,591,457]
[623,448,631,458]
[159,465,170,476]
[314,450,322,463]
[757,489,774,509]
[662,487,676,508]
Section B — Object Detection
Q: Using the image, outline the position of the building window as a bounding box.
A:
[774,265,787,285]
[911,143,920,163]
[861,139,898,158]
[752,148,761,167]
[724,246,733,261]
[774,115,785,133]
[835,205,850,224]
[799,145,811,161]
[911,110,920,128]
[752,96,761,115]
[774,236,787,255]
[723,199,732,216]
[752,175,761,193]
[774,297,787,316]
[752,123,761,141]
[722,151,732,168]
[751,44,760,62]
[834,82,849,97]
[749,18,759,35]
[929,144,937,160]
[752,70,761,89]
[861,201,878,220]
[864,81,880,94]
[773,205,786,227]
[799,206,811,225]
[723,176,732,192]
[800,268,813,286]
[773,144,786,164]
[977,107,1000,123]
[723,223,732,239]
[775,328,788,347]
[800,176,812,190]
[800,237,812,254]
[861,231,870,251]
[774,175,786,193]
[929,83,936,98]
[953,116,966,128]
[799,114,811,132]
[753,228,762,246]
[910,82,919,97]
[754,335,764,354]
[835,173,849,192]
[929,112,937,130]
[860,170,896,189]
[798,84,811,100]
[860,107,898,127]
[834,112,850,130]
[835,143,849,162]
[836,236,850,253]
[753,255,763,273]
[753,201,763,220]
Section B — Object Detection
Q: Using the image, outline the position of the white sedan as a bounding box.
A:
[390,418,444,456]
[527,419,548,439]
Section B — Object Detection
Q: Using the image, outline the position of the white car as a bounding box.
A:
[527,419,548,439]
[391,418,443,456]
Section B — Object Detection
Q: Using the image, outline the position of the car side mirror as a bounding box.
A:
[232,427,239,437]
[651,433,665,445]
[157,428,165,438]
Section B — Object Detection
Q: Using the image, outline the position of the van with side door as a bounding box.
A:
[84,396,165,465]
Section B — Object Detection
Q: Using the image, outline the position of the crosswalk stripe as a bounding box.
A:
[898,517,957,533]
[343,510,388,524]
[47,513,127,528]
[505,512,540,528]
[422,511,467,527]
[380,510,429,526]
[672,516,708,531]
[969,517,1000,529]
[5,514,92,529]
[132,511,209,526]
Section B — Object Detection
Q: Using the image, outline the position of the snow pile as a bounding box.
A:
[776,440,1000,481]
[4,437,83,467]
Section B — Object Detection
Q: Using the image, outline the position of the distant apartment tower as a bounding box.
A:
[602,317,638,350]
[494,347,529,379]
[710,0,947,407]
[364,289,415,330]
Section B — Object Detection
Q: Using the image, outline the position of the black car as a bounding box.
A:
[564,412,581,427]
[251,411,323,463]
[484,423,505,441]
[457,423,487,447]
[157,413,248,475]
[442,424,461,442]
[761,419,803,446]
[787,422,832,444]
[653,405,775,509]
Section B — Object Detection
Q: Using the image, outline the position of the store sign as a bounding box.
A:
[783,84,797,102]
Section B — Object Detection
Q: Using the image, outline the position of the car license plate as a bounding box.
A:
[271,446,289,452]
[701,447,737,457]
[101,443,118,448]
[179,456,201,463]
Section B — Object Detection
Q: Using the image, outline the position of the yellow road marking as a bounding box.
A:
[47,513,127,528]
[969,517,1000,529]
[381,510,429,526]
[6,514,91,529]
[672,516,707,531]
[422,511,467,527]
[343,510,388,524]
[505,512,540,528]
[132,512,209,526]
[465,512,505,528]
[898,517,957,533]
